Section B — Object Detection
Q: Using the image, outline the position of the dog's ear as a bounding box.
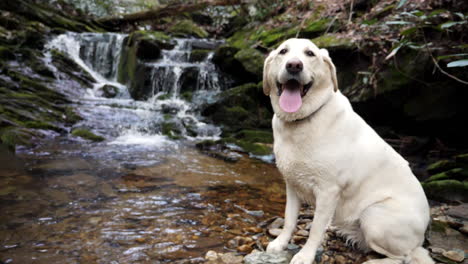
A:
[320,48,338,92]
[262,52,274,96]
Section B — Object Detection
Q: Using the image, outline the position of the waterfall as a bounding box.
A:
[44,33,223,143]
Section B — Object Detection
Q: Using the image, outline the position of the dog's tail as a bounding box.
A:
[406,247,434,264]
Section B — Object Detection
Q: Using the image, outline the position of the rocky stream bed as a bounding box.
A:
[1,0,467,263]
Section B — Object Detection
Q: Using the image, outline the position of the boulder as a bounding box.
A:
[118,30,175,100]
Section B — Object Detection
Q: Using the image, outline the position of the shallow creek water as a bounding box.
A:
[0,140,285,263]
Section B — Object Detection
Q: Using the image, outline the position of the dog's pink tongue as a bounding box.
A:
[279,88,302,113]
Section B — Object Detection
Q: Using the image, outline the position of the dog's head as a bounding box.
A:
[263,38,338,121]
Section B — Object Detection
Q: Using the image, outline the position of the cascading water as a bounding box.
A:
[45,32,223,145]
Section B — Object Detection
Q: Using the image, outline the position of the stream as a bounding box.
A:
[0,33,284,263]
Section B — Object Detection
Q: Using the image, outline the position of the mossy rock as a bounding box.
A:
[23,121,62,132]
[425,168,468,183]
[427,160,458,175]
[71,128,104,142]
[222,138,272,156]
[0,127,35,150]
[202,82,272,132]
[311,34,356,51]
[190,49,210,62]
[455,153,468,164]
[64,107,83,125]
[233,48,265,79]
[234,129,273,144]
[422,180,468,202]
[118,31,175,100]
[161,121,183,140]
[180,91,193,102]
[168,20,208,38]
[98,84,119,98]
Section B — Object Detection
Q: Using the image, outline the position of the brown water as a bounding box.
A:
[0,142,285,264]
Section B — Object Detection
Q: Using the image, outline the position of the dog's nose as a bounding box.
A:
[286,59,303,74]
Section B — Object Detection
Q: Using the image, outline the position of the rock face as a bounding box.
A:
[117,30,175,100]
[244,251,292,264]
[422,153,468,202]
[0,2,99,150]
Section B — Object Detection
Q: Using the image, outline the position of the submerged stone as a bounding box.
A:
[244,250,292,264]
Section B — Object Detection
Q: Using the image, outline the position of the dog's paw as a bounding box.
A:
[266,239,287,253]
[290,251,315,264]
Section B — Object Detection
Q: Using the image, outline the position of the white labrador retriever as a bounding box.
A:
[263,38,434,264]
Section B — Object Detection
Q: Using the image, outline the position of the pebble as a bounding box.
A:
[227,236,253,248]
[205,250,218,261]
[220,252,243,264]
[237,244,253,253]
[296,229,309,237]
[268,228,282,237]
[442,249,465,262]
[268,217,284,229]
[459,224,468,235]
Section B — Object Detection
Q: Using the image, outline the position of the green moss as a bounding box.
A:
[23,121,61,132]
[427,160,458,175]
[157,93,171,100]
[0,127,34,150]
[424,168,468,183]
[235,129,273,144]
[161,122,182,140]
[233,48,265,77]
[71,128,104,142]
[180,91,193,101]
[64,107,83,124]
[190,49,209,62]
[422,179,468,202]
[168,20,208,38]
[430,220,449,233]
[311,34,356,50]
[455,153,468,164]
[235,140,272,156]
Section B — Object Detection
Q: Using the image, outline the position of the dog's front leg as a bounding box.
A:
[290,186,339,264]
[266,182,300,253]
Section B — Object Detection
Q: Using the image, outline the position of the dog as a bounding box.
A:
[262,38,434,264]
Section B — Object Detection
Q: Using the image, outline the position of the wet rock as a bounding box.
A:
[227,236,253,249]
[189,49,210,62]
[244,250,292,264]
[220,252,243,264]
[202,83,272,134]
[442,249,465,262]
[233,48,264,79]
[98,84,119,98]
[71,128,105,142]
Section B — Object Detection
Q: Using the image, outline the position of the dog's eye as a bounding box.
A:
[279,48,288,55]
[305,50,315,57]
